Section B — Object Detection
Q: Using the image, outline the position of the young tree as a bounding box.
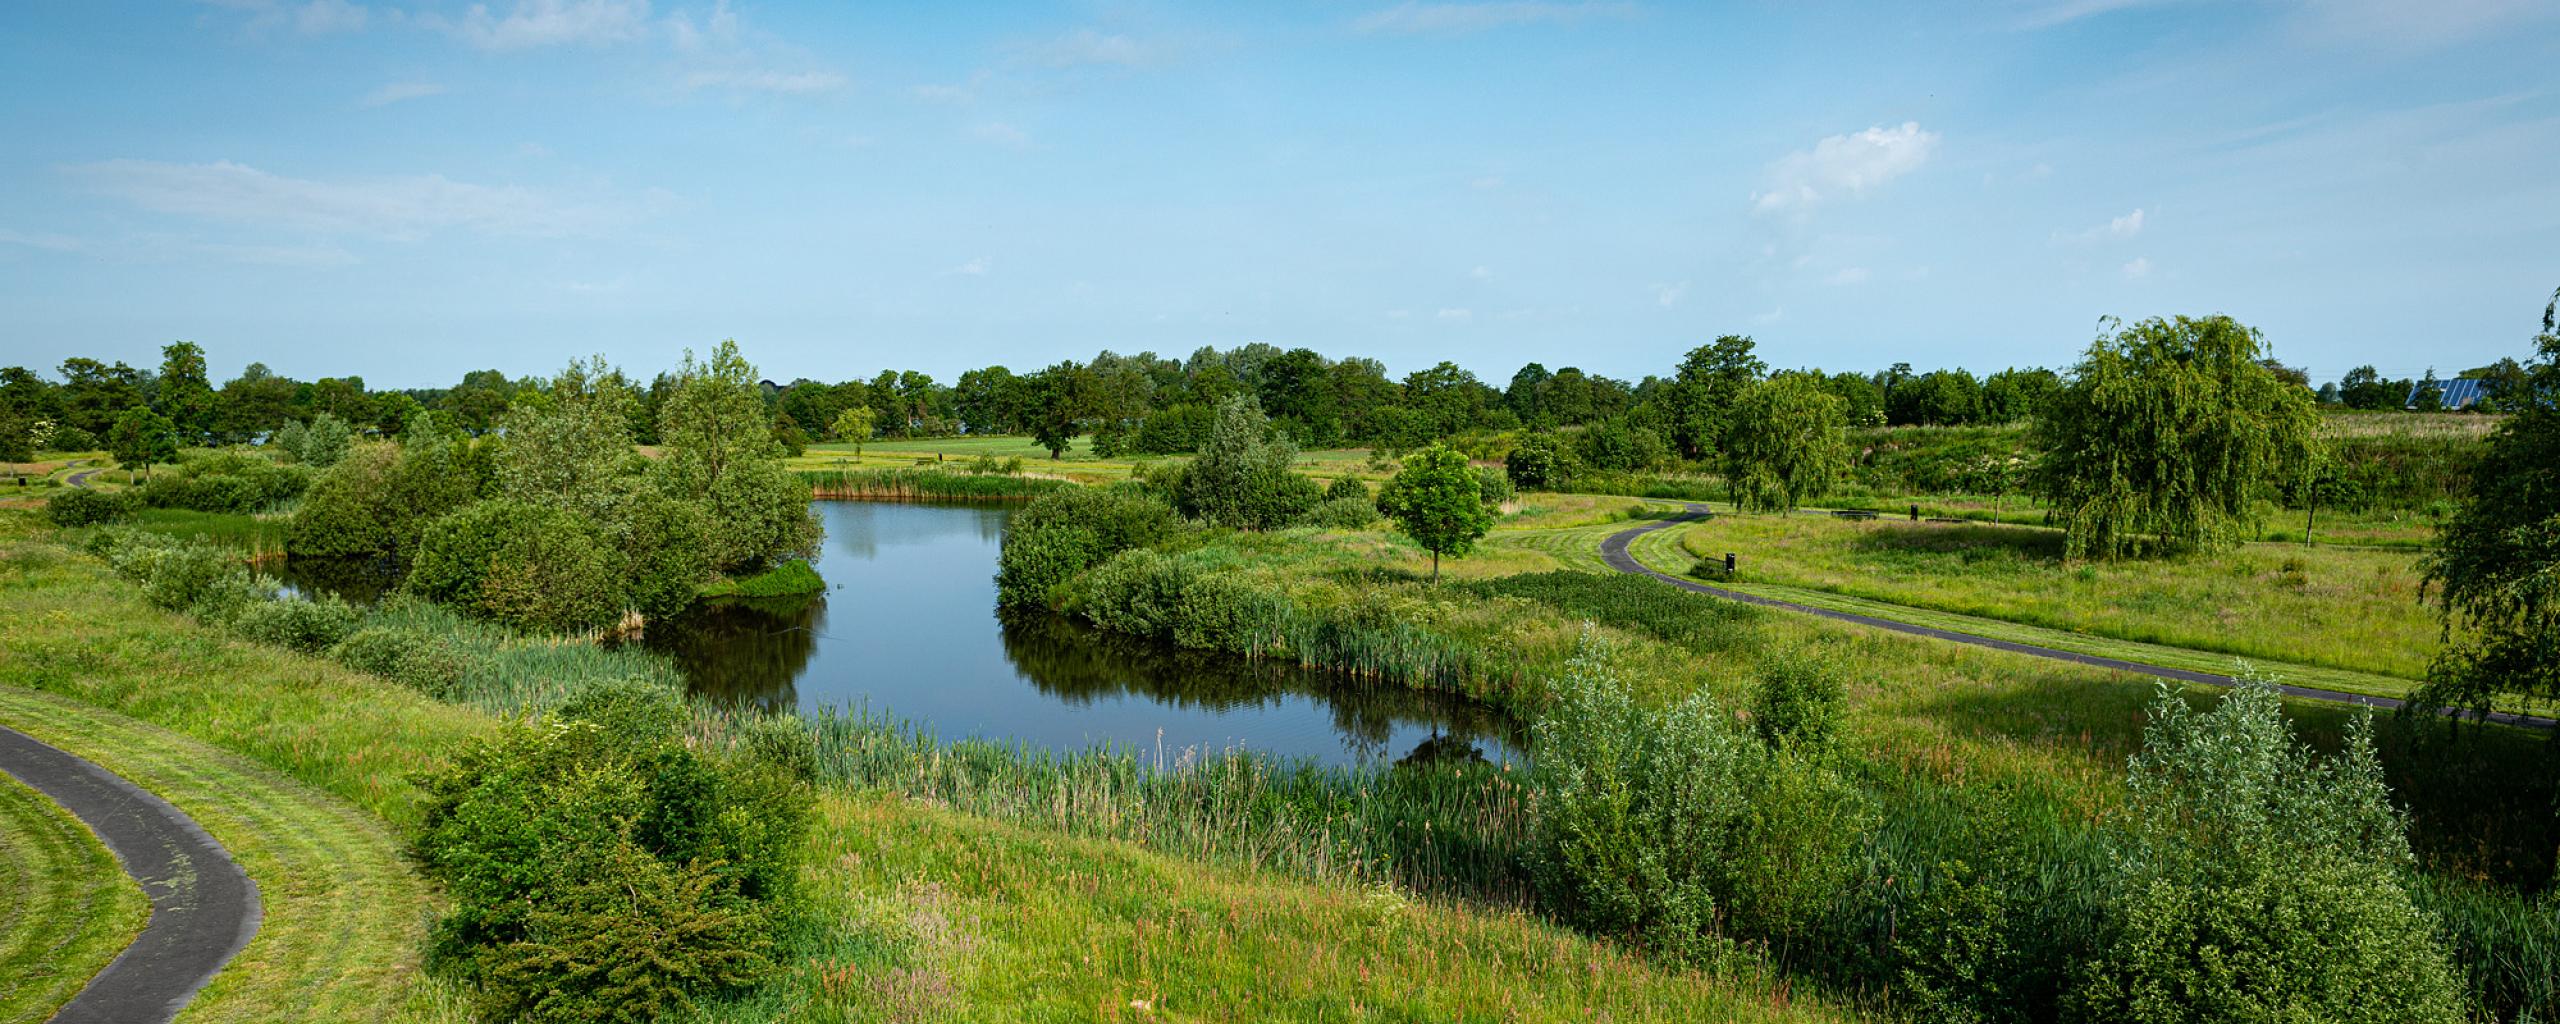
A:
[2418,287,2560,725]
[497,358,640,519]
[830,405,876,457]
[654,340,819,573]
[298,412,353,468]
[157,341,217,445]
[2031,315,2319,559]
[1377,443,1496,581]
[108,406,178,479]
[1720,374,1848,514]
[1504,432,1576,491]
[1175,395,1320,530]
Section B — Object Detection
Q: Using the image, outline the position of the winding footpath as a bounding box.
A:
[0,725,260,1024]
[1600,504,2558,732]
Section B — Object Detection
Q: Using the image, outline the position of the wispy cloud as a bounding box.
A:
[2122,256,2153,279]
[72,159,655,240]
[1752,121,1939,213]
[1435,307,1474,322]
[2057,207,2145,243]
[1354,1,1635,35]
[0,228,84,252]
[1011,28,1171,68]
[358,81,446,108]
[200,0,374,35]
[2013,0,2172,31]
[681,68,846,94]
[437,0,654,51]
[1826,266,1871,285]
[969,122,1031,148]
[1655,281,1689,307]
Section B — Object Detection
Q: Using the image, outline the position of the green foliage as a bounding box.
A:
[797,467,1069,501]
[1722,374,1849,514]
[829,404,875,454]
[107,406,178,475]
[1526,634,1747,965]
[2419,287,2560,720]
[2032,315,2320,559]
[231,594,361,653]
[285,443,401,559]
[327,625,467,695]
[1749,653,1844,752]
[706,559,824,599]
[2068,682,2463,1023]
[411,684,811,1023]
[995,486,1182,608]
[136,450,310,513]
[1323,475,1369,503]
[296,412,352,468]
[654,340,820,574]
[1300,495,1383,530]
[44,487,138,527]
[1665,335,1766,461]
[409,498,624,633]
[497,357,643,520]
[1475,464,1514,507]
[1176,395,1322,530]
[1505,433,1577,491]
[1377,444,1495,580]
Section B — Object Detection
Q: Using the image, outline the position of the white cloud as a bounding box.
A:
[359,81,446,108]
[665,0,737,50]
[1354,1,1635,35]
[914,71,992,104]
[1013,28,1167,68]
[1435,307,1474,322]
[2058,207,2145,243]
[1469,175,1505,190]
[949,256,991,276]
[2014,0,2169,30]
[1752,122,1939,212]
[681,68,846,94]
[73,159,651,240]
[295,0,369,33]
[1753,306,1786,325]
[1827,266,1871,285]
[2122,256,2153,279]
[441,0,653,51]
[970,122,1031,148]
[1468,265,1493,280]
[1655,281,1689,307]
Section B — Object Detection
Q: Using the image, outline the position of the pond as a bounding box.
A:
[645,501,1519,768]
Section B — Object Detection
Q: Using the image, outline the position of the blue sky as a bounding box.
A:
[2,0,2556,388]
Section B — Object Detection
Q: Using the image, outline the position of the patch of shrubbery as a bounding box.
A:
[705,558,824,598]
[410,499,625,633]
[136,450,310,514]
[412,683,814,1024]
[995,485,1182,609]
[327,625,467,695]
[231,594,361,652]
[1298,495,1382,530]
[45,487,138,527]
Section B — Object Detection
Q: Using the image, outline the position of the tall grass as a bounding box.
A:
[797,467,1072,501]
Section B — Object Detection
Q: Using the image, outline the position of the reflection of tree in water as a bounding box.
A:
[646,595,824,715]
[274,556,403,604]
[820,501,1009,562]
[998,611,1521,765]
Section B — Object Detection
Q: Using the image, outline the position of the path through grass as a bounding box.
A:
[0,765,147,1024]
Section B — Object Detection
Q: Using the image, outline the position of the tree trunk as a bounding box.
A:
[1432,549,1441,583]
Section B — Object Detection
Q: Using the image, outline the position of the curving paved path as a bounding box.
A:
[1600,504,2557,732]
[0,725,260,1024]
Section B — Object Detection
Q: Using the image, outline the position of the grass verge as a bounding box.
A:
[0,765,147,1024]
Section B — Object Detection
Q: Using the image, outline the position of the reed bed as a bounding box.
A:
[797,467,1072,501]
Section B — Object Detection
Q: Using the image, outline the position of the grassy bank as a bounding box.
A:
[1658,512,2438,681]
[0,766,146,1023]
[797,467,1075,501]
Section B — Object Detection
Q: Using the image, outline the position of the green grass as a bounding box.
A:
[699,558,825,598]
[1648,512,2441,680]
[0,764,147,1024]
[795,467,1074,501]
[127,507,292,557]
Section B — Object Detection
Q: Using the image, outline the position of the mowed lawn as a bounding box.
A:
[0,765,147,1024]
[1664,512,2439,680]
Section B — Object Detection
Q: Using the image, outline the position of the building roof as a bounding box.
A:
[2405,377,2486,410]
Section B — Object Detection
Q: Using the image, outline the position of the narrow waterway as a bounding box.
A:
[647,500,1518,768]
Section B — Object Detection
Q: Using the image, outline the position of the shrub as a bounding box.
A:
[411,499,625,633]
[287,443,401,559]
[231,594,361,653]
[1750,653,1844,752]
[713,559,823,598]
[1527,634,1750,965]
[1175,395,1322,530]
[1323,475,1369,502]
[1505,433,1576,490]
[2067,682,2463,1023]
[412,684,810,1023]
[1300,495,1382,530]
[45,487,138,527]
[328,625,467,696]
[140,542,251,613]
[1474,465,1515,507]
[995,487,1180,608]
[137,451,311,513]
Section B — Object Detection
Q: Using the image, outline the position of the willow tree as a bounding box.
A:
[655,339,820,573]
[2418,288,2560,723]
[1721,373,1848,514]
[2031,316,2318,560]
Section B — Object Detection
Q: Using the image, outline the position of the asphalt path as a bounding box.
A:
[0,725,261,1024]
[1599,504,2556,732]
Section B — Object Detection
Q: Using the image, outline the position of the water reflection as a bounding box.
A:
[651,500,1520,767]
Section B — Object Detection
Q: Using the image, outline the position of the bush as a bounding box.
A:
[137,451,310,513]
[328,626,467,696]
[45,487,138,527]
[1175,396,1323,530]
[47,425,99,452]
[1527,634,1750,965]
[995,487,1181,608]
[1750,653,1844,752]
[411,499,625,633]
[2067,682,2463,1023]
[287,443,400,559]
[713,559,823,598]
[1299,495,1382,530]
[231,594,361,653]
[412,684,811,1023]
[1323,475,1368,502]
[1505,433,1576,491]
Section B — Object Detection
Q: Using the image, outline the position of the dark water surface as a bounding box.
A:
[649,501,1518,767]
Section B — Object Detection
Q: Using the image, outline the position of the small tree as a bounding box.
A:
[830,405,876,458]
[1504,432,1575,491]
[1720,374,1848,514]
[107,406,178,480]
[2031,315,2319,559]
[1377,443,1495,581]
[1176,395,1320,530]
[299,412,353,469]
